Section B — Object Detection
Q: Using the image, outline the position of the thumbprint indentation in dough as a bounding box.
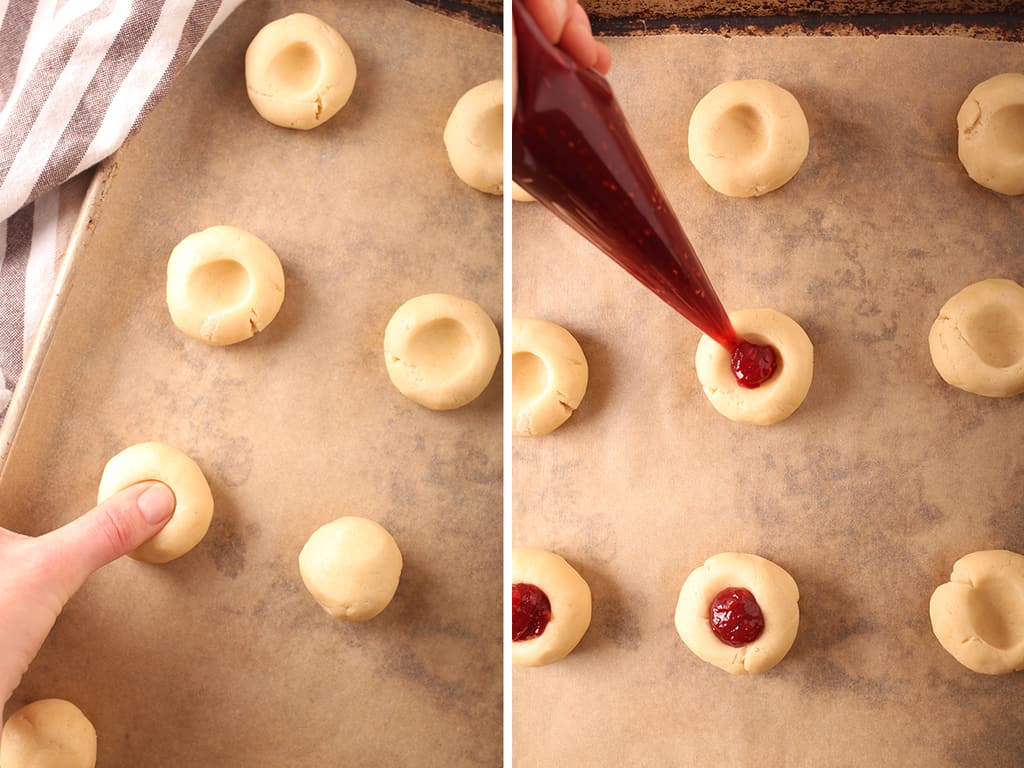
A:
[405,318,474,378]
[991,104,1024,156]
[269,41,321,93]
[187,259,252,315]
[511,352,550,406]
[711,104,768,160]
[967,575,1024,649]
[962,303,1024,368]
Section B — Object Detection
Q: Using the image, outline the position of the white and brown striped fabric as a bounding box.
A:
[0,0,244,420]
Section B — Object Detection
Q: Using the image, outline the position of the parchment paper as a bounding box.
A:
[0,2,501,766]
[513,35,1024,767]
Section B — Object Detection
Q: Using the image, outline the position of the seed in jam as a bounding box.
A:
[512,582,552,641]
[730,341,778,389]
[710,586,765,647]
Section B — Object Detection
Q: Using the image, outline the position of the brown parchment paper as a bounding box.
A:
[0,2,501,766]
[513,35,1024,767]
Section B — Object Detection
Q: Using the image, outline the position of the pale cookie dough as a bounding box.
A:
[930,550,1024,675]
[512,547,592,667]
[299,516,403,621]
[245,13,357,130]
[97,442,214,564]
[167,225,285,347]
[0,699,96,768]
[957,73,1024,196]
[511,317,588,437]
[695,308,813,425]
[929,278,1024,397]
[675,552,800,675]
[444,79,503,195]
[511,182,535,202]
[688,79,809,197]
[384,293,501,410]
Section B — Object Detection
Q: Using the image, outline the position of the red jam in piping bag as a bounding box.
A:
[512,0,777,386]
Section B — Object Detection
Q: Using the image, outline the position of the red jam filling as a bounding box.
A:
[512,583,552,641]
[730,341,778,388]
[710,586,765,647]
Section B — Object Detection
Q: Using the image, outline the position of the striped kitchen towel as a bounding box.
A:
[0,0,245,422]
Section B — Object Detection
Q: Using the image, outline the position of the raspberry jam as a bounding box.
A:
[730,341,778,388]
[512,583,552,641]
[710,587,765,647]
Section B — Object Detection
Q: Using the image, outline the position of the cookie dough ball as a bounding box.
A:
[299,516,403,621]
[511,182,535,202]
[245,13,357,130]
[695,308,813,425]
[511,318,588,437]
[0,699,96,768]
[957,73,1024,196]
[444,79,503,195]
[512,547,592,667]
[384,293,501,410]
[97,442,214,564]
[688,80,809,197]
[675,552,800,675]
[930,550,1024,675]
[167,225,285,347]
[929,278,1024,398]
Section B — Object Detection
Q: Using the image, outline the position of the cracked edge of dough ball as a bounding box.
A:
[444,79,504,195]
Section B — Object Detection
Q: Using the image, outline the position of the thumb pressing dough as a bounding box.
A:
[957,73,1024,196]
[98,442,214,564]
[299,516,403,621]
[511,317,588,437]
[245,13,357,130]
[0,699,96,768]
[444,79,503,195]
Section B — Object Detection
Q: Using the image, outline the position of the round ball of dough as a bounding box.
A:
[512,547,592,667]
[688,79,809,197]
[511,317,588,437]
[675,552,800,675]
[384,293,501,410]
[695,308,813,425]
[444,79,503,195]
[97,442,214,564]
[957,73,1024,196]
[167,225,285,347]
[511,182,535,202]
[929,278,1024,398]
[0,699,96,768]
[930,550,1024,675]
[299,516,403,621]
[245,13,357,130]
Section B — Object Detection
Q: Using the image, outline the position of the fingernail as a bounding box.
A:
[138,483,175,525]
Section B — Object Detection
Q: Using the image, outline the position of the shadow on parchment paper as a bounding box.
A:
[566,329,616,432]
[573,559,643,656]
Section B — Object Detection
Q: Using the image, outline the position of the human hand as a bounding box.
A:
[523,0,612,74]
[0,483,175,712]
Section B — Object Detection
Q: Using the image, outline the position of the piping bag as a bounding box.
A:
[511,0,740,352]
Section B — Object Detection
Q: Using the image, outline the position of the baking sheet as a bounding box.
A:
[0,2,502,766]
[512,34,1024,767]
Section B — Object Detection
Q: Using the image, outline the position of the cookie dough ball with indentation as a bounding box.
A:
[299,516,403,621]
[444,79,503,195]
[695,308,813,425]
[675,552,800,675]
[688,80,809,197]
[167,225,285,347]
[97,442,213,564]
[512,547,592,667]
[957,73,1024,196]
[511,318,588,437]
[930,550,1024,675]
[245,13,356,130]
[929,278,1024,397]
[0,699,96,768]
[384,293,501,410]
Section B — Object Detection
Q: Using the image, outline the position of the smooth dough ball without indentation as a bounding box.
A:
[245,13,357,130]
[384,293,501,410]
[512,547,592,667]
[444,79,503,195]
[511,318,588,437]
[299,516,403,621]
[957,73,1024,196]
[0,699,96,768]
[675,552,800,675]
[929,278,1024,398]
[930,550,1024,675]
[695,308,813,425]
[167,225,285,347]
[688,79,809,198]
[97,442,214,564]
